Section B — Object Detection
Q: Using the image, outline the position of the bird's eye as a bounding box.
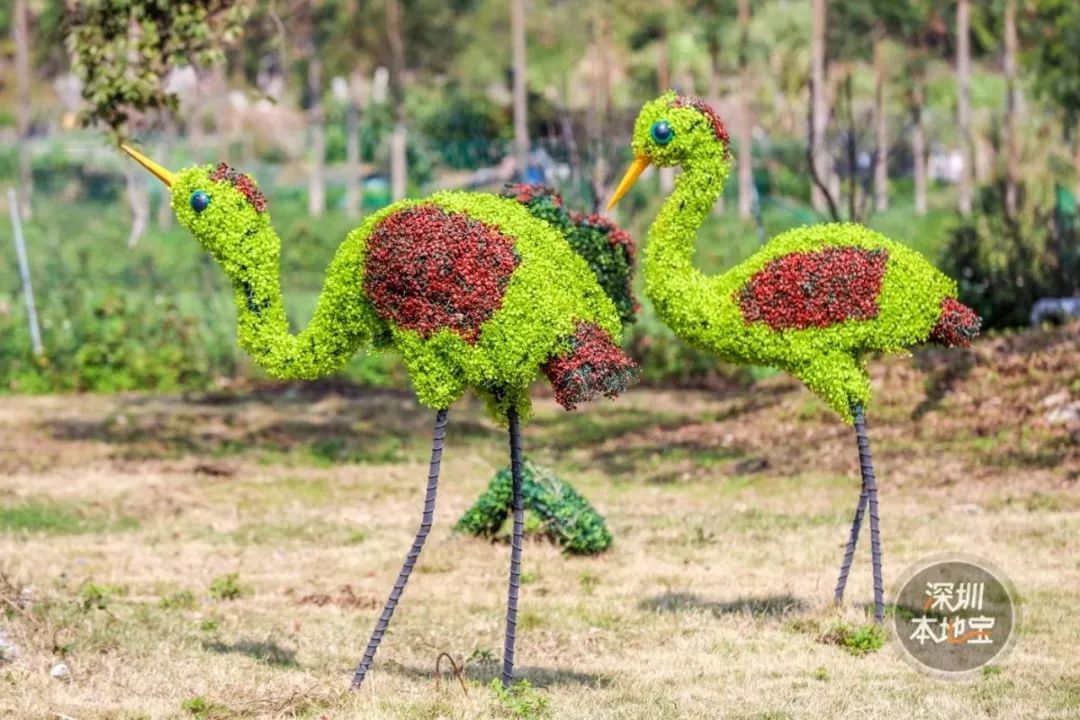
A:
[190,190,211,213]
[650,120,674,145]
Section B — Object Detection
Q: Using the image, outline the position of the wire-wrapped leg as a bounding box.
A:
[351,408,448,690]
[834,442,869,604]
[853,403,885,624]
[501,406,525,689]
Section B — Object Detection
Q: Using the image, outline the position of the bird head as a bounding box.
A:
[607,91,731,210]
[121,145,274,278]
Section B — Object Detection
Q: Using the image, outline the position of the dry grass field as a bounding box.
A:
[1,326,1078,719]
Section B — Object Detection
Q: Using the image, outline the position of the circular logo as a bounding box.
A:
[892,554,1017,676]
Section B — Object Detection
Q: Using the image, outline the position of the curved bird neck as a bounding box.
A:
[229,223,374,379]
[643,144,730,344]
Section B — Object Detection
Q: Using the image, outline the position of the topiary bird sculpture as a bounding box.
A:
[607,93,980,623]
[121,146,637,688]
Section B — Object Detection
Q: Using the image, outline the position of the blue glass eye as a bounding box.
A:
[650,120,674,145]
[190,190,211,213]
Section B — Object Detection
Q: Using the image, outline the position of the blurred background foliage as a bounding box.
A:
[0,0,1078,394]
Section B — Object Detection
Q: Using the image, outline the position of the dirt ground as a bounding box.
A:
[1,326,1078,719]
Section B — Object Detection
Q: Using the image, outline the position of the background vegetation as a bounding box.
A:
[0,0,1078,394]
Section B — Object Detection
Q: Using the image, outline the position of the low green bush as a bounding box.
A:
[455,460,612,555]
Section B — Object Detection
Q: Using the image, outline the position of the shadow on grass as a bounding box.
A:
[386,661,613,689]
[639,592,808,619]
[202,639,298,667]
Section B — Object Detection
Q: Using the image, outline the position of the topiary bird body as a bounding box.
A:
[608,92,980,623]
[649,222,975,421]
[164,164,633,419]
[121,147,636,691]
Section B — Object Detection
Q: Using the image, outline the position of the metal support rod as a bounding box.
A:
[854,403,885,623]
[834,432,869,604]
[351,408,448,689]
[501,406,525,688]
[7,188,43,356]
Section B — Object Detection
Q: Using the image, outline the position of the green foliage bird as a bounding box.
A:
[608,93,981,623]
[121,146,637,690]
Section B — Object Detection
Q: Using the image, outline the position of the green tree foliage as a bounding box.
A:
[1024,0,1080,124]
[941,179,1079,329]
[65,0,251,138]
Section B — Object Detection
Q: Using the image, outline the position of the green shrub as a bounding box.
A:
[420,90,510,170]
[941,179,1079,329]
[455,460,612,555]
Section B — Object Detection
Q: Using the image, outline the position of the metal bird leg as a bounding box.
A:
[856,404,886,624]
[833,458,868,604]
[351,408,448,690]
[501,406,525,688]
[844,403,885,623]
[834,403,885,624]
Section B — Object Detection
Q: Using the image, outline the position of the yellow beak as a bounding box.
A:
[120,144,176,188]
[606,155,651,210]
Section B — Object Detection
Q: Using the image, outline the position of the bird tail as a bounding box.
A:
[542,322,637,411]
[501,183,639,327]
[930,297,981,347]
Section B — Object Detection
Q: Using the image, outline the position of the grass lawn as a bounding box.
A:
[0,326,1077,719]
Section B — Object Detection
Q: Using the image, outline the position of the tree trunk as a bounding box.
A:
[708,36,725,215]
[511,0,528,181]
[657,0,674,194]
[912,77,928,216]
[344,71,365,218]
[873,33,888,212]
[589,9,613,213]
[810,0,829,213]
[125,165,149,249]
[307,55,326,217]
[190,85,205,162]
[13,0,32,219]
[385,0,407,201]
[737,0,753,219]
[844,72,858,220]
[157,118,175,228]
[1003,0,1019,220]
[956,0,972,215]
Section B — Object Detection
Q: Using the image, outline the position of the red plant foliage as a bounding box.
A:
[502,183,563,206]
[669,95,730,149]
[210,163,268,212]
[930,297,981,347]
[363,204,519,343]
[542,322,637,410]
[738,247,888,330]
[568,211,636,259]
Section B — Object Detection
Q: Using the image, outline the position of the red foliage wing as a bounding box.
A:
[738,247,888,331]
[363,204,519,343]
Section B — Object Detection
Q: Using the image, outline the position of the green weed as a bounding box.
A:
[0,500,137,535]
[159,589,197,610]
[819,622,887,656]
[489,678,550,719]
[208,573,246,601]
[79,582,126,611]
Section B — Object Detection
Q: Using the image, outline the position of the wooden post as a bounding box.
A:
[511,0,528,181]
[7,188,43,357]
